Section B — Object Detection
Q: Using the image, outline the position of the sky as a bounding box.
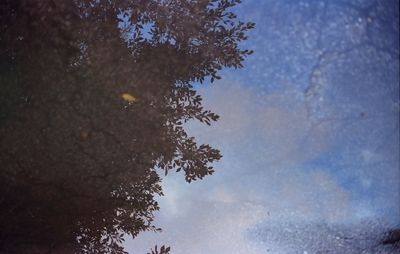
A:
[126,0,399,253]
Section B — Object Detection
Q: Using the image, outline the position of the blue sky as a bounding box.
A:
[126,0,399,253]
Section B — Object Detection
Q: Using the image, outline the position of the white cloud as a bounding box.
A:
[125,82,358,253]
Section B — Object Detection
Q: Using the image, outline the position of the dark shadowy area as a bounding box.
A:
[0,0,253,253]
[383,229,400,247]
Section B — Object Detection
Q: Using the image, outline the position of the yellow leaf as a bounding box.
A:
[121,93,136,102]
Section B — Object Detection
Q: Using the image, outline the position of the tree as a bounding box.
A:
[0,0,254,253]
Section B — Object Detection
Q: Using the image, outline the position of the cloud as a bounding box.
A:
[126,176,268,254]
[125,82,358,253]
[188,82,339,167]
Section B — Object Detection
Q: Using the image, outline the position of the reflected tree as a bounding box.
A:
[0,0,254,253]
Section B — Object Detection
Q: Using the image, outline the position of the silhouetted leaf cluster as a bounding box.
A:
[147,245,171,254]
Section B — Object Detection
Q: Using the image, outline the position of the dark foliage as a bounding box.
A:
[147,245,170,254]
[0,0,254,253]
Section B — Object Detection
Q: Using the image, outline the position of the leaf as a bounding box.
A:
[121,93,136,102]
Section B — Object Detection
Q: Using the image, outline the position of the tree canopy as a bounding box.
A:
[0,0,254,253]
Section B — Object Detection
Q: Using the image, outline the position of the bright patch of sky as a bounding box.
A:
[126,0,399,253]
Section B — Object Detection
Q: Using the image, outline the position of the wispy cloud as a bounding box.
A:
[125,82,365,253]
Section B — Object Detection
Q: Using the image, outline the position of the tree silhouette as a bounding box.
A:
[0,0,254,253]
